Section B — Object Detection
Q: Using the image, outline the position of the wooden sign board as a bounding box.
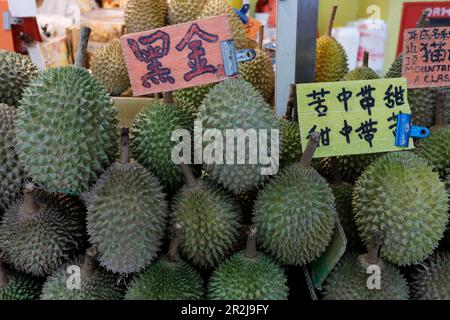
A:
[297,78,414,158]
[402,27,450,88]
[244,17,262,41]
[120,15,232,96]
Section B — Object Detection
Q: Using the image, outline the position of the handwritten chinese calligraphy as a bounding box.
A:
[297,78,414,158]
[403,27,450,88]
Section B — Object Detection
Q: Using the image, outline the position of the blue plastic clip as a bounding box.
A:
[395,113,430,147]
[234,4,250,24]
[220,40,256,77]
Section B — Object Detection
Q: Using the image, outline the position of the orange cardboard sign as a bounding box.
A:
[402,27,450,88]
[120,15,232,96]
[244,17,262,41]
[0,0,14,51]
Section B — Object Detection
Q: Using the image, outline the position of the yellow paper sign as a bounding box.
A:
[296,78,414,158]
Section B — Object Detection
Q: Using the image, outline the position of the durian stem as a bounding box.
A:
[81,247,98,279]
[362,51,369,68]
[366,231,383,264]
[284,84,296,121]
[327,6,338,36]
[434,89,445,128]
[163,92,174,104]
[0,255,9,288]
[258,25,264,50]
[23,183,40,215]
[299,132,319,169]
[180,164,197,188]
[119,127,130,163]
[245,226,258,259]
[74,26,91,68]
[167,224,183,263]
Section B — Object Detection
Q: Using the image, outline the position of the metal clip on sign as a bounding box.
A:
[234,4,250,24]
[395,113,430,147]
[220,40,256,77]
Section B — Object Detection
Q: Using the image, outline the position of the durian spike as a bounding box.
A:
[163,91,175,104]
[167,223,183,263]
[244,226,258,259]
[0,254,9,288]
[417,9,430,28]
[74,26,92,68]
[119,127,131,163]
[283,84,296,121]
[362,51,369,68]
[366,230,383,264]
[258,25,264,50]
[327,5,338,36]
[81,247,98,279]
[433,90,445,129]
[180,163,197,188]
[23,183,40,215]
[299,132,319,169]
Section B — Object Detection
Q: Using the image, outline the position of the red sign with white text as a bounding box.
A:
[120,15,232,96]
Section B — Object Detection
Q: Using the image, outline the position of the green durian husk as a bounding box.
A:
[167,0,205,25]
[0,268,42,300]
[315,35,349,82]
[415,126,449,179]
[342,66,379,81]
[125,0,168,33]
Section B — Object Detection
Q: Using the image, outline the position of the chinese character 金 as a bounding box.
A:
[176,23,219,82]
[306,88,330,117]
[339,120,353,144]
[387,111,402,136]
[384,85,405,109]
[420,42,447,63]
[337,88,352,112]
[127,30,175,88]
[355,119,378,148]
[356,85,376,116]
[308,125,331,146]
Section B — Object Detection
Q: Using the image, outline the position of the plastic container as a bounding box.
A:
[80,9,124,51]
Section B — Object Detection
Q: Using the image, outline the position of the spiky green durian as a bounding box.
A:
[87,129,167,274]
[167,0,205,25]
[342,57,379,81]
[90,39,130,96]
[0,256,42,300]
[279,118,302,167]
[197,79,280,193]
[0,104,27,210]
[253,162,337,265]
[41,248,123,300]
[354,152,449,266]
[173,84,214,116]
[415,126,449,178]
[322,253,409,300]
[196,0,247,49]
[208,228,289,300]
[16,66,118,194]
[125,0,168,34]
[172,168,240,269]
[320,153,381,183]
[125,225,204,300]
[0,185,85,276]
[0,50,38,106]
[131,101,192,192]
[238,49,275,102]
[410,252,450,300]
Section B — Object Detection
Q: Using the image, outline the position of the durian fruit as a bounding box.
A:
[0,50,38,106]
[415,126,449,178]
[343,52,379,81]
[320,153,381,183]
[197,79,280,193]
[315,6,348,82]
[208,227,289,300]
[0,254,42,300]
[322,243,409,300]
[87,128,167,274]
[0,184,85,276]
[172,165,240,269]
[16,66,118,194]
[125,224,204,300]
[238,49,275,102]
[90,39,131,96]
[354,152,449,266]
[173,84,214,117]
[131,96,192,192]
[0,104,27,211]
[167,0,205,25]
[410,251,450,300]
[196,0,247,49]
[253,133,337,265]
[279,118,302,168]
[41,247,123,300]
[125,0,168,33]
